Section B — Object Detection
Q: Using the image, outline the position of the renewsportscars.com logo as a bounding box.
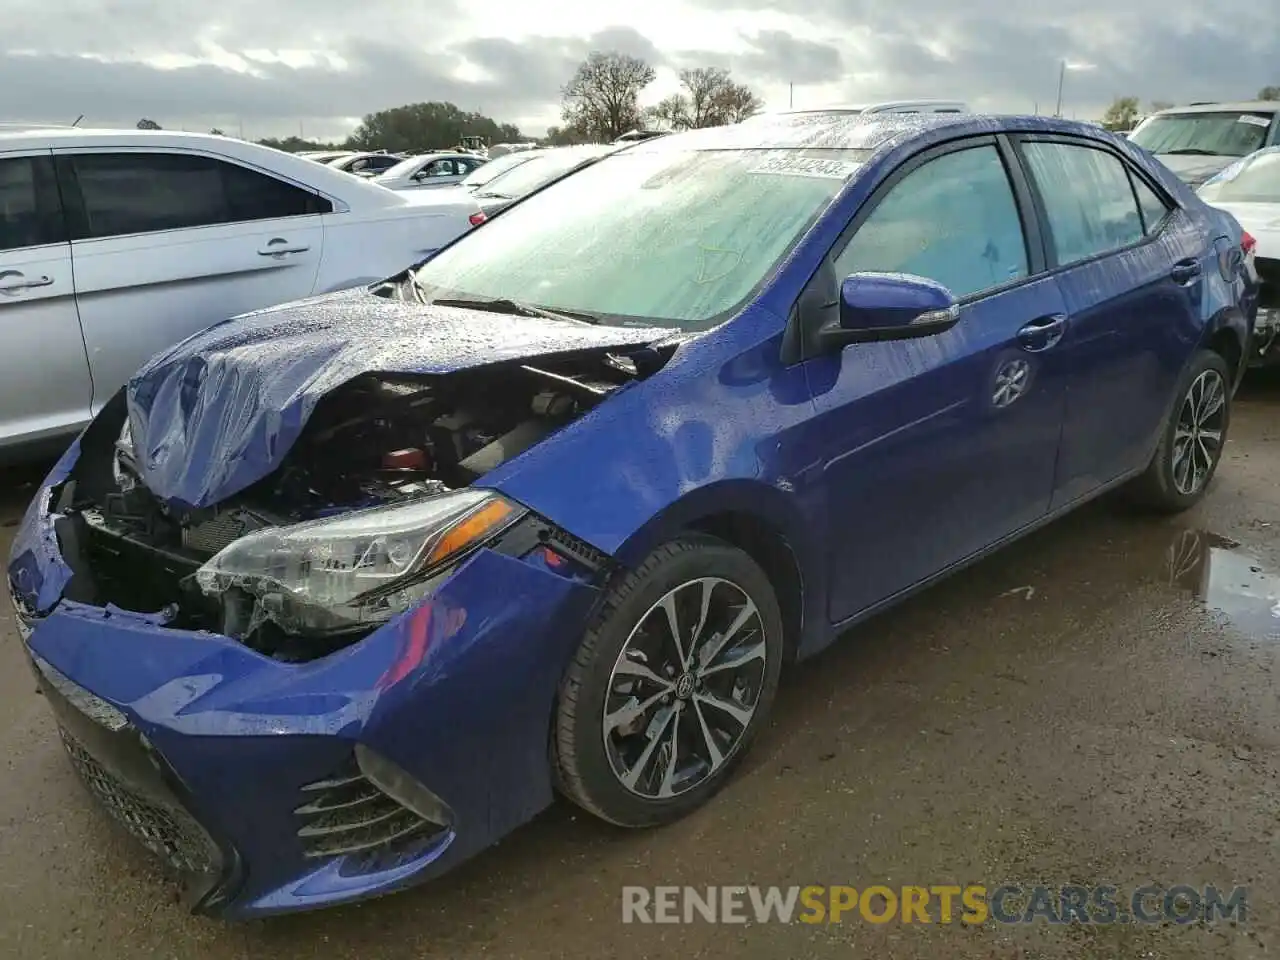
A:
[622,884,1249,925]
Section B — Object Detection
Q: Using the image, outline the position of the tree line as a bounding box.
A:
[131,50,762,154]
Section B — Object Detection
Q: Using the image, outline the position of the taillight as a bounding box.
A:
[468,211,487,227]
[1242,230,1257,256]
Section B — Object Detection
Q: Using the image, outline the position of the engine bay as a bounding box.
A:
[54,355,642,658]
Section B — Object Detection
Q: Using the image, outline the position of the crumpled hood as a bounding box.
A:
[125,286,671,510]
[1157,153,1235,186]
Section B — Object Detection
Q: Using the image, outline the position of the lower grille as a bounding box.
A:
[295,756,448,872]
[60,728,218,875]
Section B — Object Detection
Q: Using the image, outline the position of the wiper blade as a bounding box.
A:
[430,296,601,325]
[1162,148,1221,156]
[474,191,512,200]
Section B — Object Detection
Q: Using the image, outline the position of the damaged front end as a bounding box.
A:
[55,355,636,662]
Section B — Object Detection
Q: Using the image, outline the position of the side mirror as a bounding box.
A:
[818,272,960,349]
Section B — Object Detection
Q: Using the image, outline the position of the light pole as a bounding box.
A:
[1054,60,1066,118]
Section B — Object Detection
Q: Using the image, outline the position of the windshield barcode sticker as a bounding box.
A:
[1238,115,1271,127]
[750,156,862,180]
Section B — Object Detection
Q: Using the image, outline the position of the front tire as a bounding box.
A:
[553,535,784,828]
[1128,349,1231,513]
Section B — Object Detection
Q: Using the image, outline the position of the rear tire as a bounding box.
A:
[1127,349,1231,513]
[553,535,783,828]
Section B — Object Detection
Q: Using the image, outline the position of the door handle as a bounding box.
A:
[0,271,54,294]
[257,238,311,257]
[1170,258,1202,285]
[1016,313,1067,352]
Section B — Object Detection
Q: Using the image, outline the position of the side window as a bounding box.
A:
[69,152,327,239]
[220,161,328,220]
[833,144,1029,299]
[424,160,454,177]
[1021,142,1144,265]
[72,152,228,238]
[0,156,65,252]
[1129,172,1171,235]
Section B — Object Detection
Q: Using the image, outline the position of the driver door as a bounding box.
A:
[801,136,1071,623]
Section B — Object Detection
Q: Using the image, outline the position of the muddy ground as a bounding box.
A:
[3,377,1280,959]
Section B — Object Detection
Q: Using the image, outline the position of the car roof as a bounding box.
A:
[625,113,1115,153]
[1149,101,1279,116]
[0,127,423,210]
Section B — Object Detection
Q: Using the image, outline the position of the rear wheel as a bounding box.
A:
[1128,349,1231,512]
[553,536,783,827]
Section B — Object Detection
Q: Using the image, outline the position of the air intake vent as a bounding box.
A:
[295,755,450,872]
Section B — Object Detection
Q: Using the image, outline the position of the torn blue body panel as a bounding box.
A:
[125,287,672,510]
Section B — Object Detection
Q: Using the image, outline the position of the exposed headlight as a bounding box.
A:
[195,490,524,635]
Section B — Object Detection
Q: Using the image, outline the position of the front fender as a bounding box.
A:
[484,307,832,654]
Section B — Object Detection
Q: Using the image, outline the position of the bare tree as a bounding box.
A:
[712,81,764,124]
[561,52,656,141]
[644,67,763,130]
[136,118,161,130]
[647,94,691,131]
[1259,86,1280,101]
[1101,96,1140,131]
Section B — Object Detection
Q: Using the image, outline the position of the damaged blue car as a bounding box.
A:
[7,113,1256,918]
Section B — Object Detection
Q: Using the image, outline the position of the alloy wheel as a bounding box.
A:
[1172,369,1226,496]
[602,577,768,799]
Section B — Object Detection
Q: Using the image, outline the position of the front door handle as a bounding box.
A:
[0,270,54,294]
[1171,258,1202,285]
[257,238,311,258]
[1017,313,1067,352]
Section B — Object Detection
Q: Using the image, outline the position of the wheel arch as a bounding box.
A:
[611,479,826,661]
[1200,305,1249,389]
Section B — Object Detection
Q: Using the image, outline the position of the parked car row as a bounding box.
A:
[0,129,488,460]
[5,111,1261,921]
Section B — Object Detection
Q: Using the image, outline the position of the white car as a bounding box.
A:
[1198,146,1280,364]
[373,152,488,191]
[0,128,486,460]
[326,151,404,177]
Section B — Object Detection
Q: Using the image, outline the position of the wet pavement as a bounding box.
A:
[3,378,1280,959]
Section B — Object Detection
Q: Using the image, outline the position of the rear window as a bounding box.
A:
[1130,111,1274,158]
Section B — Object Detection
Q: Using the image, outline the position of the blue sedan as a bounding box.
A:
[6,113,1257,918]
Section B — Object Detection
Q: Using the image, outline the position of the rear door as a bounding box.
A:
[55,149,328,411]
[1012,136,1205,506]
[0,151,92,452]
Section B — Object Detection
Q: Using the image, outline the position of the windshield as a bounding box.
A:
[1130,111,1274,157]
[1198,147,1280,204]
[475,149,604,199]
[414,148,867,330]
[461,152,540,188]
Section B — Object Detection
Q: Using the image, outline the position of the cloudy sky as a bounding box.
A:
[4,0,1276,141]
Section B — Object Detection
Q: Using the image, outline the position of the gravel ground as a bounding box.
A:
[3,375,1280,959]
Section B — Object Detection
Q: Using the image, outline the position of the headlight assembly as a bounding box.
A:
[195,490,524,635]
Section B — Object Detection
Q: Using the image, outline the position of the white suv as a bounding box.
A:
[0,128,486,461]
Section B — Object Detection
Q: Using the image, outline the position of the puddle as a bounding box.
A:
[1162,530,1280,640]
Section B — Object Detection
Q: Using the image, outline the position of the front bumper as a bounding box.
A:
[7,454,601,918]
